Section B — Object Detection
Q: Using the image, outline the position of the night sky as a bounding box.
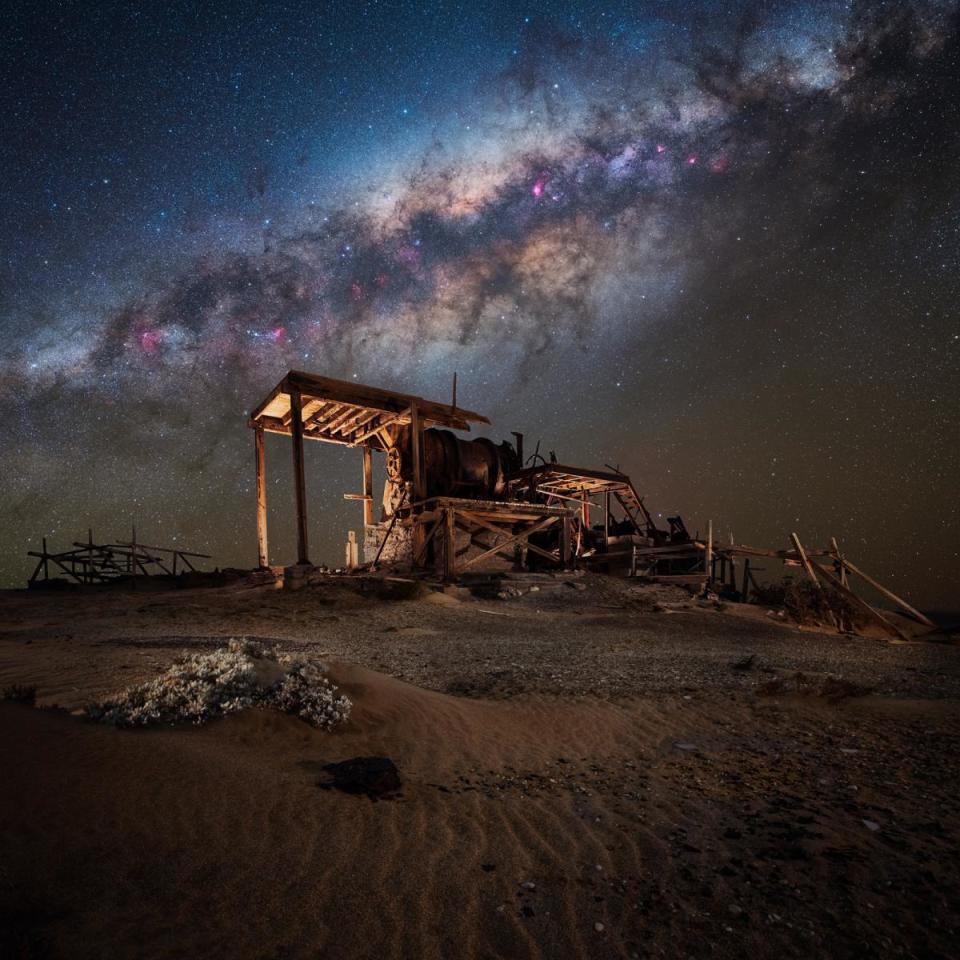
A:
[2,1,958,609]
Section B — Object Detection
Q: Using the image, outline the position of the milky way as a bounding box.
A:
[1,1,958,607]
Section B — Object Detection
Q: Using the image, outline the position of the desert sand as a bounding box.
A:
[1,574,958,959]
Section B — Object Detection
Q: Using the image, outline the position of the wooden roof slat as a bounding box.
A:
[249,370,489,447]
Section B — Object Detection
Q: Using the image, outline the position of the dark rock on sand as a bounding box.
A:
[319,756,401,797]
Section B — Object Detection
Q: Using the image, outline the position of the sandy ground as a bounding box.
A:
[1,574,958,959]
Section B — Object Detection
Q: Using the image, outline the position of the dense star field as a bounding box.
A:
[1,1,957,607]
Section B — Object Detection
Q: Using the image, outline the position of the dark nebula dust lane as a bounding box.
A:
[1,1,958,607]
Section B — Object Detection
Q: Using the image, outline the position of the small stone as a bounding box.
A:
[675,742,697,752]
[863,819,880,832]
[319,756,401,797]
[729,904,744,916]
[594,922,605,933]
[522,881,536,890]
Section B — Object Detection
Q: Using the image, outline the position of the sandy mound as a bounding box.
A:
[85,639,351,729]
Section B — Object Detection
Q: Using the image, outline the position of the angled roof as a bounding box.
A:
[248,370,489,448]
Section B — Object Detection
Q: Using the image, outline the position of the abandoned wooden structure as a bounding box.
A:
[247,371,668,577]
[27,529,211,586]
[247,371,935,638]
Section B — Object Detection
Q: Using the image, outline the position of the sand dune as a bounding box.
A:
[2,581,959,958]
[3,661,959,959]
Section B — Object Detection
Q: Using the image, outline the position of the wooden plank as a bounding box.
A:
[255,425,268,568]
[289,385,310,565]
[456,512,560,565]
[413,516,443,566]
[410,403,425,502]
[340,409,380,440]
[561,515,572,568]
[353,409,409,445]
[840,557,935,627]
[809,560,909,642]
[284,370,489,427]
[790,533,822,590]
[457,516,558,572]
[705,519,713,583]
[362,447,374,526]
[443,507,456,579]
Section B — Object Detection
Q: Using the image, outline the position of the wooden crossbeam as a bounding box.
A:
[456,513,560,564]
[455,515,558,572]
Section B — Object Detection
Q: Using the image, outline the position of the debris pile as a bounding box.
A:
[85,639,351,729]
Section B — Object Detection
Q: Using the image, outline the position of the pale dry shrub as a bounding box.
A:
[86,639,351,729]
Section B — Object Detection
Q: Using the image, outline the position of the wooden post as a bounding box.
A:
[289,386,310,565]
[561,514,573,569]
[829,536,847,587]
[409,403,425,565]
[362,446,374,527]
[409,403,425,502]
[790,532,821,589]
[741,557,751,602]
[603,491,610,549]
[255,425,269,568]
[580,492,590,528]
[88,528,94,584]
[443,507,456,580]
[705,519,713,585]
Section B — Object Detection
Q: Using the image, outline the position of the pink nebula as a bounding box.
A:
[139,329,162,353]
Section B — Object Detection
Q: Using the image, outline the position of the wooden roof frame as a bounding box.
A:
[507,464,635,496]
[248,370,489,450]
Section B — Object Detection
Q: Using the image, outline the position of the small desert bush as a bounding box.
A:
[85,639,351,729]
[784,580,862,629]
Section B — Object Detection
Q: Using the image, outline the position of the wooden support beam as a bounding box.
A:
[705,519,713,584]
[839,555,935,627]
[410,403,425,502]
[790,533,822,590]
[561,515,573,569]
[352,409,409,445]
[289,386,310,565]
[413,516,443,566]
[410,402,426,564]
[809,560,910,642]
[255,424,269,568]
[443,507,457,580]
[457,516,558,572]
[362,446,374,526]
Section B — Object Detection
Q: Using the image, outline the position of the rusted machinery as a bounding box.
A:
[385,427,520,503]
